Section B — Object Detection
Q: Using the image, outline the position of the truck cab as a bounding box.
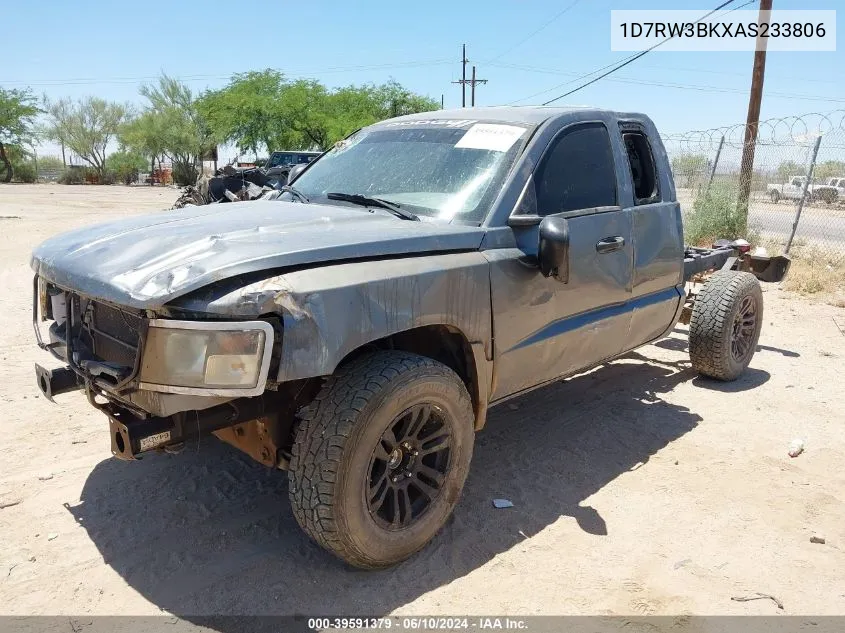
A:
[31,107,778,569]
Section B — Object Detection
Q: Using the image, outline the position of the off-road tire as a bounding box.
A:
[689,270,763,381]
[288,351,475,569]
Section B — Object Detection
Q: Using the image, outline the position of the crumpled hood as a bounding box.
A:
[31,200,486,309]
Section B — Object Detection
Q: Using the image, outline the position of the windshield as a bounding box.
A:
[290,122,529,222]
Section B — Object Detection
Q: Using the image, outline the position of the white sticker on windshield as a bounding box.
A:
[454,123,526,152]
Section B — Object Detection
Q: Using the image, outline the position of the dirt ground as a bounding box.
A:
[1,183,844,619]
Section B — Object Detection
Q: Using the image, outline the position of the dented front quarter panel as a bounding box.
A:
[168,253,493,382]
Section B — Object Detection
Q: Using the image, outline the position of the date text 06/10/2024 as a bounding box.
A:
[306,617,529,631]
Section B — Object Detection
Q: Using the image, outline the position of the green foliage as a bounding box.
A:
[814,160,845,181]
[37,155,65,171]
[0,87,40,182]
[58,167,85,185]
[776,160,805,181]
[4,143,36,182]
[196,70,288,155]
[684,182,758,247]
[121,74,211,186]
[12,162,36,182]
[98,170,117,185]
[197,70,438,155]
[106,150,148,185]
[44,97,130,176]
[671,153,710,188]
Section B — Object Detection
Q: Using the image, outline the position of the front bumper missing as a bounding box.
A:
[33,276,147,396]
[35,364,83,402]
[103,392,276,460]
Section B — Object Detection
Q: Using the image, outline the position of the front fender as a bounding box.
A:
[269,252,492,381]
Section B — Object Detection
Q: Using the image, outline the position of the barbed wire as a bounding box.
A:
[660,110,845,153]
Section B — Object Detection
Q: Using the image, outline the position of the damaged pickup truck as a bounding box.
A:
[31,107,790,569]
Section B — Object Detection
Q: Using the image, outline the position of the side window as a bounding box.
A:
[623,131,660,204]
[535,123,617,215]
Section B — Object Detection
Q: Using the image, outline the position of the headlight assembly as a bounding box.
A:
[138,320,274,396]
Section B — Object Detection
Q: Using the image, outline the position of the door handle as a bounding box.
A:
[596,236,625,254]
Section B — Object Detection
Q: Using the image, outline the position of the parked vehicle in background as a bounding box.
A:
[264,151,321,183]
[826,177,845,201]
[32,107,789,570]
[767,176,838,204]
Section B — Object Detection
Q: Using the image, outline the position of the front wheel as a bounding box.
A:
[689,270,763,381]
[288,351,475,569]
[769,190,780,203]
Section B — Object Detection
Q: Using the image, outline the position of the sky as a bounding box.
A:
[4,0,843,158]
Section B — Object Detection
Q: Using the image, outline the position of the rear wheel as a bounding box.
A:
[288,351,474,569]
[689,270,763,381]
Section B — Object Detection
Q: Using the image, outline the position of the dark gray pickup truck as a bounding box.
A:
[31,106,789,569]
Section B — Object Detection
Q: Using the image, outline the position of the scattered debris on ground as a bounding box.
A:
[810,535,826,544]
[788,438,805,458]
[492,499,514,509]
[731,592,784,610]
[172,166,280,209]
[0,499,22,509]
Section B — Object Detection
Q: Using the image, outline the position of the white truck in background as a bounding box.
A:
[767,176,838,204]
[826,177,845,202]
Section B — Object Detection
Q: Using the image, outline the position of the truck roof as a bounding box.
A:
[381,105,618,126]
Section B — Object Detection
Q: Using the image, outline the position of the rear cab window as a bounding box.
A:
[621,130,661,205]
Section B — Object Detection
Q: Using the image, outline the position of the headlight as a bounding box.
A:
[138,320,274,396]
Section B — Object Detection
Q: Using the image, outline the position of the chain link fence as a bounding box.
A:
[662,110,845,270]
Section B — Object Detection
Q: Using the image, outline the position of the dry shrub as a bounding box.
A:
[760,238,845,303]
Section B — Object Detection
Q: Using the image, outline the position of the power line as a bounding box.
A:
[484,0,583,64]
[470,66,488,106]
[491,60,841,89]
[493,63,843,105]
[542,0,740,105]
[504,0,756,105]
[452,46,489,107]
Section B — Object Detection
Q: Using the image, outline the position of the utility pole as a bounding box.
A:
[737,0,773,221]
[451,44,469,107]
[441,94,444,109]
[470,65,488,107]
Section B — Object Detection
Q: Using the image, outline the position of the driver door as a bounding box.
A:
[488,121,633,400]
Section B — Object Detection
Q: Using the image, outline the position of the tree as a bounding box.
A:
[198,71,439,155]
[814,160,845,181]
[196,70,290,156]
[106,149,148,185]
[776,160,805,181]
[119,110,169,180]
[122,75,212,185]
[44,97,129,177]
[671,153,710,188]
[0,87,39,183]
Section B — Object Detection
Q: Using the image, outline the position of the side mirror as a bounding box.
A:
[538,216,570,283]
[287,163,308,184]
